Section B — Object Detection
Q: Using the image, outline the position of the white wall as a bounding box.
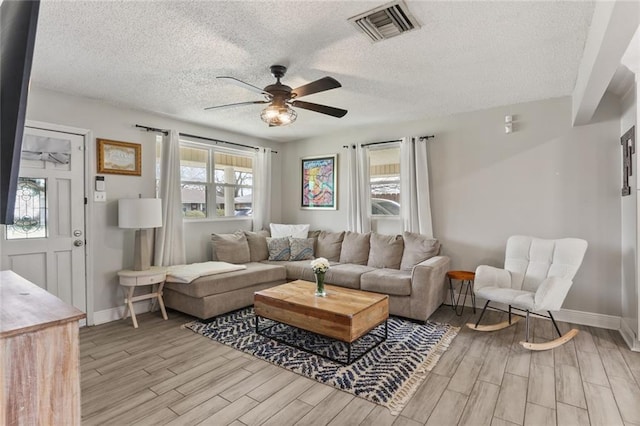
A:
[620,81,638,337]
[282,95,622,316]
[25,86,282,314]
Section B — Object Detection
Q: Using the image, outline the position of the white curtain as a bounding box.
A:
[346,144,371,233]
[154,130,186,266]
[252,147,272,231]
[400,136,433,236]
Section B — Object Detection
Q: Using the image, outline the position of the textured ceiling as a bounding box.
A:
[30,1,595,142]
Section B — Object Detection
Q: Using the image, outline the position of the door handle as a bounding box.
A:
[73,239,84,247]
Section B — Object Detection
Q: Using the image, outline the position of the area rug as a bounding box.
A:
[183,307,458,414]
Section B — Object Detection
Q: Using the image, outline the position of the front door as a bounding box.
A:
[0,126,87,314]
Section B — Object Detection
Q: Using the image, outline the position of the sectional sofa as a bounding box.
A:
[163,229,450,322]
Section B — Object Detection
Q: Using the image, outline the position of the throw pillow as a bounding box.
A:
[316,231,345,261]
[270,223,310,238]
[244,230,270,262]
[339,231,371,265]
[367,232,405,269]
[266,237,291,261]
[400,232,441,271]
[289,237,315,261]
[211,231,250,264]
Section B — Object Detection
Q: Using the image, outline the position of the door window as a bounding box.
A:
[6,177,47,239]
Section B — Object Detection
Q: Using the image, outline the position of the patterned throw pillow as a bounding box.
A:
[266,237,291,261]
[289,237,315,261]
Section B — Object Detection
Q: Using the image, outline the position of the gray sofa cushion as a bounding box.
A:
[266,237,290,261]
[367,232,404,269]
[316,231,344,261]
[339,231,370,265]
[361,269,412,296]
[325,263,376,289]
[289,237,315,260]
[165,262,286,298]
[244,230,270,262]
[211,231,250,264]
[400,232,440,271]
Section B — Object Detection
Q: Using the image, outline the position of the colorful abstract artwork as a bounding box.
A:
[301,155,337,209]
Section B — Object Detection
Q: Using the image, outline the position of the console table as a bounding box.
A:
[1,270,86,425]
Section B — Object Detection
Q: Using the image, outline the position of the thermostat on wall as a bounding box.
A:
[95,176,105,191]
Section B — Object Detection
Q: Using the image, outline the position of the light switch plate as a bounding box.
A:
[94,191,107,202]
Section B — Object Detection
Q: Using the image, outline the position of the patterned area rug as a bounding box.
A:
[184,307,458,414]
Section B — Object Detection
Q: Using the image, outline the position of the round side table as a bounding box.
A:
[447,270,476,316]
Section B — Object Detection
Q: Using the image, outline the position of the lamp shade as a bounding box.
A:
[118,198,163,229]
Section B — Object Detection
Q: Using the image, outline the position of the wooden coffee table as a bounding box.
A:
[254,280,389,364]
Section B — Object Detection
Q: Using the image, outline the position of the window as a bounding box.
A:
[6,177,47,239]
[156,139,254,219]
[182,145,254,218]
[368,145,400,216]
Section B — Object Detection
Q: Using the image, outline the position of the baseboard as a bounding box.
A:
[448,293,621,330]
[553,308,621,330]
[92,302,151,326]
[620,318,640,352]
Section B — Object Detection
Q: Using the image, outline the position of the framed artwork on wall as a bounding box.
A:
[301,154,337,210]
[97,139,141,176]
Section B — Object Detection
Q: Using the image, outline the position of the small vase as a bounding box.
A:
[314,272,326,297]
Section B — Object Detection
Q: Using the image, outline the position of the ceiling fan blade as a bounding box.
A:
[204,100,268,111]
[217,76,272,98]
[292,77,342,98]
[291,100,348,118]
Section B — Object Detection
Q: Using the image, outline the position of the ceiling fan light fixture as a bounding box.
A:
[260,105,297,126]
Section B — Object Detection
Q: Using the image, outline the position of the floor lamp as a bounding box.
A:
[118,198,163,271]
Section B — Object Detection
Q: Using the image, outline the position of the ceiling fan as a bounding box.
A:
[205,65,348,127]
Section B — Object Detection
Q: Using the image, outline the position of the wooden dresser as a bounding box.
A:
[1,270,86,425]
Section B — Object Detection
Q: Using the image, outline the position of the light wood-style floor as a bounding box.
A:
[80,305,640,426]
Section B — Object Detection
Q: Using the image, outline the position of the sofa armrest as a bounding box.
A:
[474,265,511,291]
[411,255,450,298]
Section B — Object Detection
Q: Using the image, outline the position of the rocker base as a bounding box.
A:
[466,316,520,332]
[519,328,579,351]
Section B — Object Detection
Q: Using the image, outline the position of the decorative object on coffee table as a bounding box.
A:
[310,257,330,296]
[184,306,458,414]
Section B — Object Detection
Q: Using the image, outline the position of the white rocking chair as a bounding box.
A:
[467,235,588,350]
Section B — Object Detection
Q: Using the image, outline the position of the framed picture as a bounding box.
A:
[97,139,141,176]
[301,154,337,209]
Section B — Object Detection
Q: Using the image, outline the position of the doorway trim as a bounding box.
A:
[25,120,95,325]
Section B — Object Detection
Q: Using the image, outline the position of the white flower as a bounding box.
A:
[310,257,330,274]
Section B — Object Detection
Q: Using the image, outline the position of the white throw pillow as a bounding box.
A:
[269,223,310,239]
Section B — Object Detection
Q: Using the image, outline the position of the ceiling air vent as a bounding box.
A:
[348,0,420,43]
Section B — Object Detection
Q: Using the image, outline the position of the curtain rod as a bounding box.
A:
[135,124,168,135]
[342,135,435,149]
[135,124,278,154]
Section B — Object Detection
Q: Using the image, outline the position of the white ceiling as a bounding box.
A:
[30,1,596,142]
